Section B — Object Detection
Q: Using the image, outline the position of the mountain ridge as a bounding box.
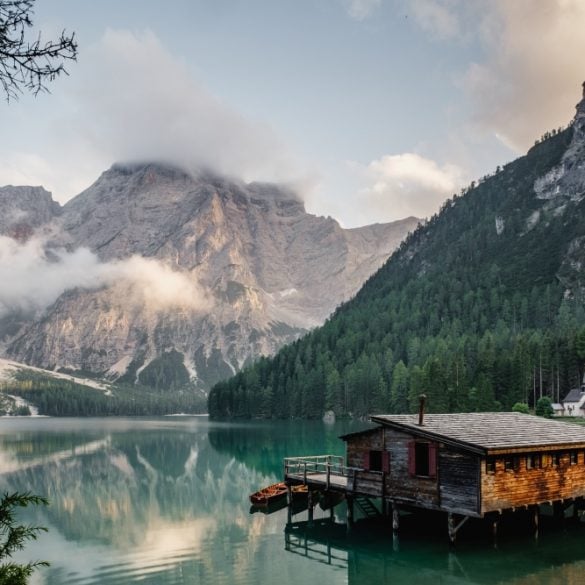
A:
[208,83,585,419]
[0,164,417,392]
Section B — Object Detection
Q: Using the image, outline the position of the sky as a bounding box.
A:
[1,0,584,227]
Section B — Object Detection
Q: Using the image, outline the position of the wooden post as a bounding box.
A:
[553,501,565,528]
[308,490,314,527]
[347,496,354,532]
[287,485,293,525]
[492,517,499,547]
[392,505,400,533]
[448,513,456,545]
[533,505,539,539]
[572,500,579,522]
[447,514,469,546]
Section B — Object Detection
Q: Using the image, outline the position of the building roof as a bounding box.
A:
[369,412,585,455]
[562,387,585,403]
[339,426,378,440]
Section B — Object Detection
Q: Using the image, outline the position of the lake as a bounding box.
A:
[1,417,585,585]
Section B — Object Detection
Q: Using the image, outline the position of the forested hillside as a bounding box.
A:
[209,112,585,419]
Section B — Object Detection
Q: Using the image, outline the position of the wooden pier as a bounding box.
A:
[283,411,585,543]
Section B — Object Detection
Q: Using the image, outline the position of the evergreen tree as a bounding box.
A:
[0,492,49,584]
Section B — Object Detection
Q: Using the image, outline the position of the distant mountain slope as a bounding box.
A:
[208,83,585,419]
[2,164,417,391]
[0,357,111,392]
[0,185,61,238]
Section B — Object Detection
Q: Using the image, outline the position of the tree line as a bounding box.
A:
[1,374,206,416]
[209,127,585,419]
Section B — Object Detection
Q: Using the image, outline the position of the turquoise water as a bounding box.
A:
[1,417,585,585]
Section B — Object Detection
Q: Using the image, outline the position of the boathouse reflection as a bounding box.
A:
[283,517,585,585]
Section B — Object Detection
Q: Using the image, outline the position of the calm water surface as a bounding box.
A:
[1,417,585,585]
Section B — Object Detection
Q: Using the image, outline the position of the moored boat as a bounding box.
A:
[249,482,308,507]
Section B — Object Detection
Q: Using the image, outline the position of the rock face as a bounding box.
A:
[0,185,61,240]
[3,164,418,390]
[533,85,585,293]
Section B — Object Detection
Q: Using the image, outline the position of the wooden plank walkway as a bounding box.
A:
[286,472,348,490]
[284,455,354,493]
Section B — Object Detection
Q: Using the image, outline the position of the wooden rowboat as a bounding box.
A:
[249,482,308,507]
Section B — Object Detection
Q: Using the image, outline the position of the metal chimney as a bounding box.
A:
[418,394,427,426]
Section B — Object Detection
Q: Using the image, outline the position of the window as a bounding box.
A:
[415,443,430,475]
[552,452,561,467]
[527,454,541,470]
[570,451,578,465]
[369,450,383,472]
[486,458,496,474]
[504,456,519,472]
[408,441,437,478]
[363,450,390,473]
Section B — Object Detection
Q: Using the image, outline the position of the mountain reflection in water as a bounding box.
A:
[0,417,584,585]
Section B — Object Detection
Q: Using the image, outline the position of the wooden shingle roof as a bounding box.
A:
[370,412,585,455]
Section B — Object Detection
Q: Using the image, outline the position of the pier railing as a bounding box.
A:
[284,455,357,489]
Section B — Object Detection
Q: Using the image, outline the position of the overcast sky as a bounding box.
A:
[1,0,584,227]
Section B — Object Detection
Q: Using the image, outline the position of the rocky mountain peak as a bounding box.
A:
[573,80,585,138]
[3,164,418,391]
[0,185,61,241]
[533,83,585,202]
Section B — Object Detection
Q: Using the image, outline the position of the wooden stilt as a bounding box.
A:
[286,485,293,525]
[392,505,400,533]
[447,513,469,545]
[448,513,456,545]
[575,498,584,522]
[308,491,314,527]
[347,496,354,532]
[492,517,499,548]
[533,505,539,539]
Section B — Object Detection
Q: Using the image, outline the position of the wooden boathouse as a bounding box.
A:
[284,410,585,542]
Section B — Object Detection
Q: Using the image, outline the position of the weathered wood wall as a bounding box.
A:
[481,450,585,513]
[345,424,585,516]
[383,428,440,509]
[346,429,383,468]
[345,428,481,514]
[438,450,479,515]
[346,429,384,497]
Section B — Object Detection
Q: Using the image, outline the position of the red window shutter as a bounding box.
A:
[428,442,437,478]
[363,451,370,471]
[382,451,391,473]
[408,441,416,476]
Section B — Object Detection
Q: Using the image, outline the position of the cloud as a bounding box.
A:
[462,0,585,151]
[0,29,301,202]
[104,256,212,313]
[0,236,211,317]
[409,0,460,39]
[406,0,583,152]
[355,153,465,221]
[0,153,91,201]
[345,0,382,20]
[74,29,297,184]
